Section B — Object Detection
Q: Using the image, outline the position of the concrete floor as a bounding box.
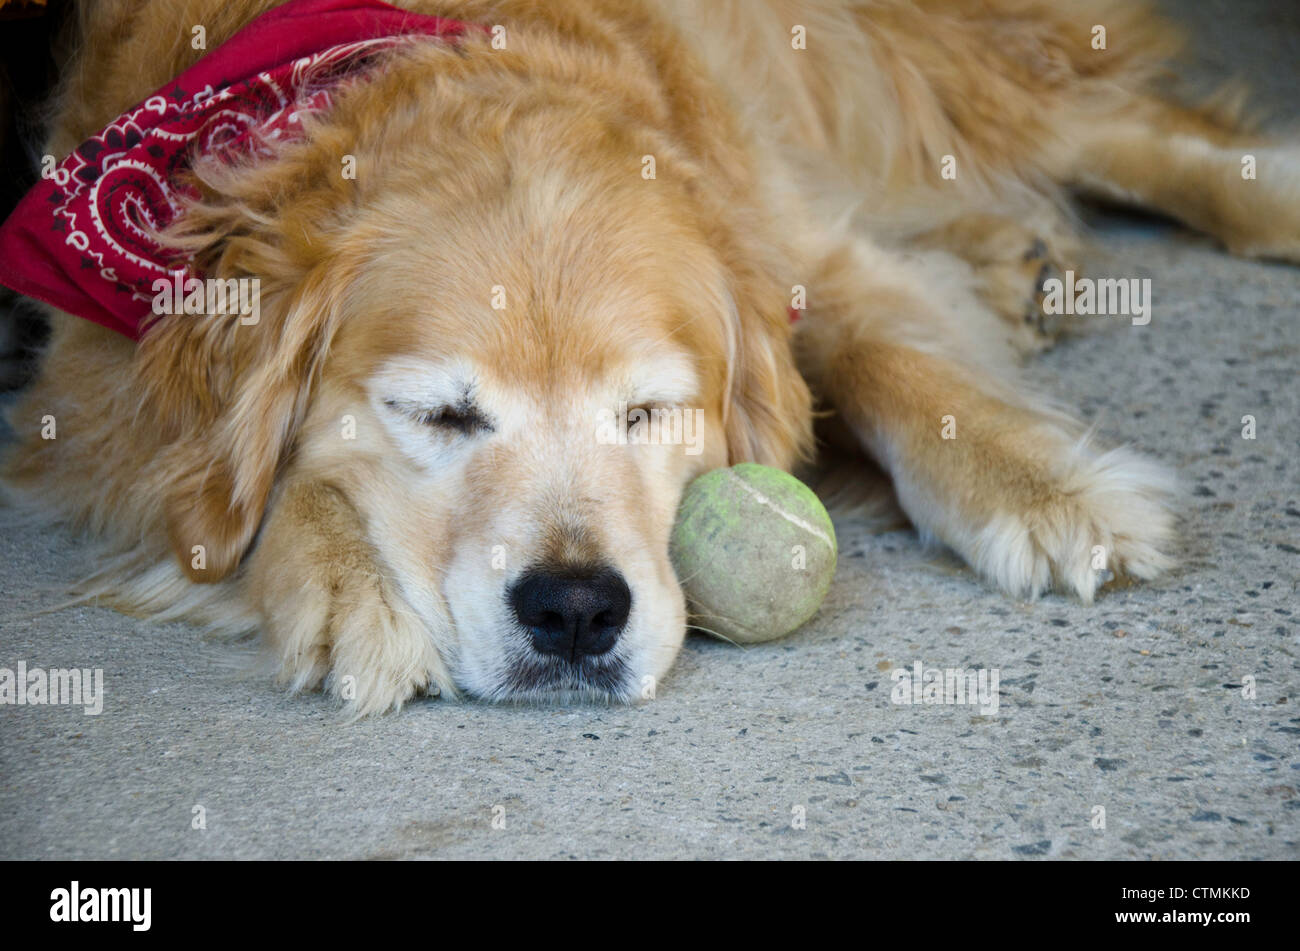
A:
[1,2,1297,859]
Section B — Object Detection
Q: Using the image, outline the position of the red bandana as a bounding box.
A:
[0,0,477,340]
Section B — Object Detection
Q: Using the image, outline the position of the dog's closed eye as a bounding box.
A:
[383,398,494,436]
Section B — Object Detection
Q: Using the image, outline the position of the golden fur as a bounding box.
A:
[5,0,1297,711]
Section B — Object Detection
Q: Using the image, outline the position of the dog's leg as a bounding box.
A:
[1069,96,1300,261]
[797,238,1176,602]
[244,478,451,715]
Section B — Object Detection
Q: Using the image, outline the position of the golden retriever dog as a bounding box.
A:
[3,0,1296,712]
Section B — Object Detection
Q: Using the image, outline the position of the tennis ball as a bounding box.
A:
[670,463,837,644]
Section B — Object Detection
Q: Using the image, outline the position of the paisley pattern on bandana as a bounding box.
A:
[0,0,479,339]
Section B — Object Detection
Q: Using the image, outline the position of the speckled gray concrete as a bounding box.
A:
[1,2,1298,861]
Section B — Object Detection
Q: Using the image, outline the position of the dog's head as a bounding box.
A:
[141,40,811,701]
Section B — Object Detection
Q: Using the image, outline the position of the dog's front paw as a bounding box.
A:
[246,481,450,716]
[915,213,1080,353]
[962,444,1177,603]
[977,231,1079,353]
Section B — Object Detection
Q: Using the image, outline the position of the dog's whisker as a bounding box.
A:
[683,620,745,648]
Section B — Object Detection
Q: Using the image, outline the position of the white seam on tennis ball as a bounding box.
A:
[727,471,834,550]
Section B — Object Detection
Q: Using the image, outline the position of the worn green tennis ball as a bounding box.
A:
[670,463,837,644]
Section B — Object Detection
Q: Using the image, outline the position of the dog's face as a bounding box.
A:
[148,48,811,703]
[304,162,737,700]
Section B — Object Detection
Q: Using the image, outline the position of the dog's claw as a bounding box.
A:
[1023,237,1049,262]
[1025,257,1063,336]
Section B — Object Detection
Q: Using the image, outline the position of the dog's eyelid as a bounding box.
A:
[624,394,690,411]
[383,397,494,435]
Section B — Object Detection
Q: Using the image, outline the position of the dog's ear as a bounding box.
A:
[139,258,347,583]
[132,137,354,583]
[720,272,815,470]
[671,147,814,470]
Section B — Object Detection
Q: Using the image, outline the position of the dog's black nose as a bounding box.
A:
[510,567,632,659]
